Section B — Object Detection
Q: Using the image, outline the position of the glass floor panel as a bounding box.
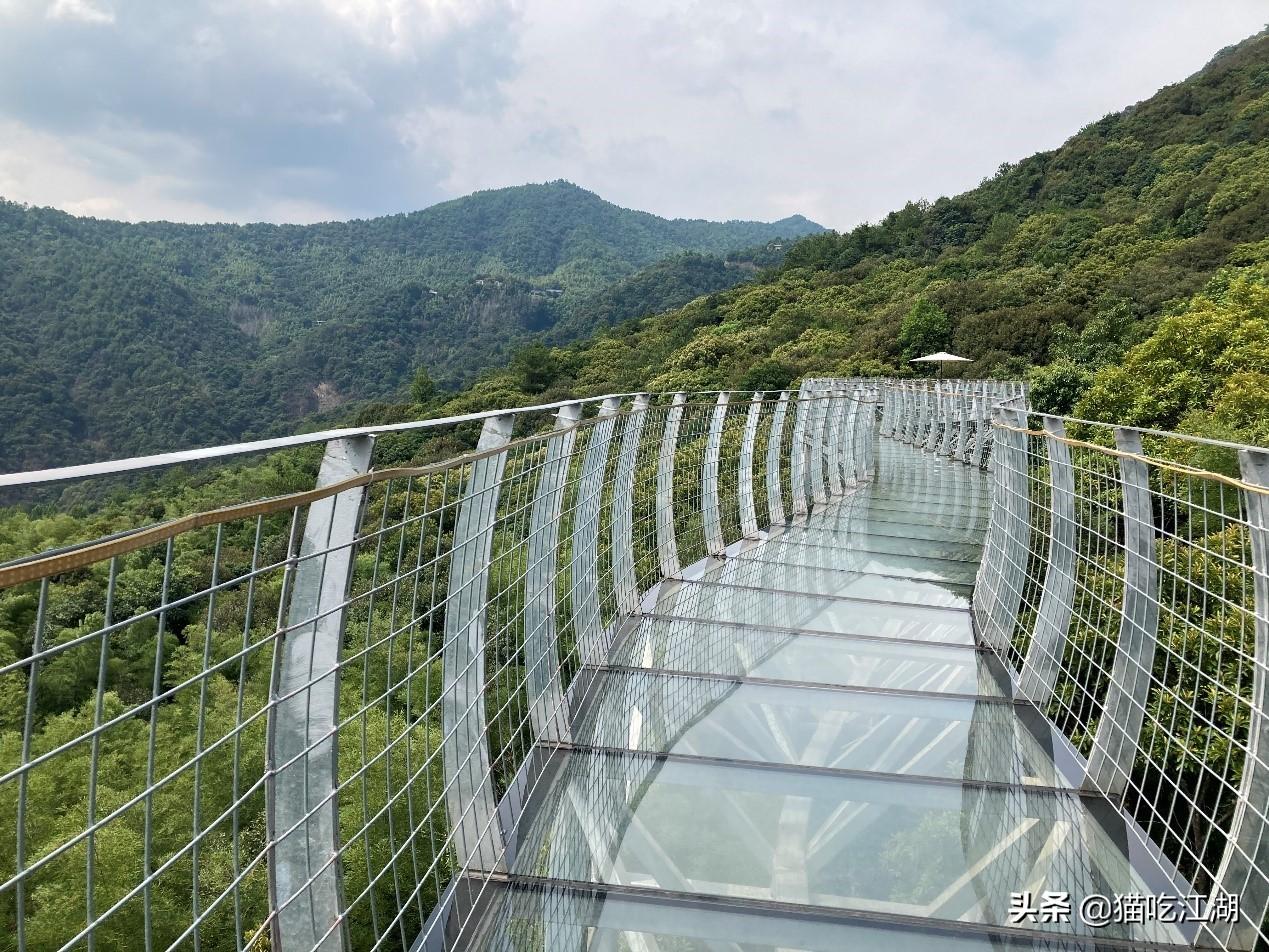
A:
[650,581,976,642]
[857,493,990,513]
[612,618,1006,695]
[827,496,990,522]
[574,669,1077,786]
[508,749,1190,946]
[773,520,987,546]
[699,560,973,608]
[470,881,1186,951]
[735,545,980,584]
[760,531,984,563]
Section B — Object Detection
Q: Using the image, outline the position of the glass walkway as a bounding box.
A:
[465,441,1194,951]
[6,380,1264,952]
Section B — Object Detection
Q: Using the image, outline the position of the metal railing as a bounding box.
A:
[0,382,879,952]
[897,390,1267,951]
[8,370,1265,951]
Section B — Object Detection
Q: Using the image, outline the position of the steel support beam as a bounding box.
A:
[655,393,687,578]
[441,415,514,871]
[269,435,373,952]
[764,391,790,527]
[570,398,621,663]
[789,386,811,518]
[1083,427,1160,798]
[809,391,829,507]
[611,394,650,615]
[738,392,763,538]
[1016,417,1076,706]
[1207,448,1269,951]
[524,403,581,744]
[702,392,729,555]
[824,390,845,497]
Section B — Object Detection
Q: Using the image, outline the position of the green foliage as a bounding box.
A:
[1076,265,1269,444]
[1025,359,1094,415]
[897,298,952,362]
[410,366,438,405]
[1,30,1269,952]
[0,182,821,470]
[510,341,562,394]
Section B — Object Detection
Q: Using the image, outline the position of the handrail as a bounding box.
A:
[0,381,878,952]
[5,376,1268,951]
[881,379,1269,948]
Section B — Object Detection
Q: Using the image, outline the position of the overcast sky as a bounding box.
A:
[0,1,1264,229]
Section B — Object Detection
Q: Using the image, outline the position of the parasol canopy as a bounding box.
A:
[909,351,970,363]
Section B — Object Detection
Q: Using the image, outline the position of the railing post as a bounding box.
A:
[789,386,811,518]
[958,396,973,463]
[441,414,514,872]
[976,406,1031,657]
[738,392,763,538]
[702,392,729,555]
[974,399,993,469]
[524,403,581,744]
[570,398,622,663]
[1017,418,1077,706]
[954,392,970,461]
[269,435,373,952]
[1207,448,1269,951]
[611,394,650,615]
[903,385,916,444]
[897,384,910,443]
[939,388,956,456]
[907,384,920,445]
[858,391,876,481]
[765,391,790,527]
[817,388,837,495]
[655,393,687,578]
[924,388,941,453]
[842,394,860,485]
[809,391,829,506]
[1083,427,1160,798]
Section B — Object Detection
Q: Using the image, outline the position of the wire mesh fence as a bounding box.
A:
[973,405,1269,951]
[0,384,879,952]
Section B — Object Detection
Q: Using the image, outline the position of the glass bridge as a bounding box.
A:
[462,441,1193,951]
[0,380,1265,952]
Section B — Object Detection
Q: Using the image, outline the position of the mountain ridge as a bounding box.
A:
[396,28,1268,448]
[0,181,823,470]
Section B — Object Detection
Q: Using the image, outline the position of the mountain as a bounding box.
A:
[0,181,822,470]
[404,29,1268,447]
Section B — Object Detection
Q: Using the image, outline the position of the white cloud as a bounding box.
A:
[47,0,113,24]
[408,0,1269,228]
[0,0,1265,225]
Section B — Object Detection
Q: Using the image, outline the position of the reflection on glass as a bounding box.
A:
[509,750,1189,947]
[614,617,1005,695]
[650,581,976,642]
[472,881,1178,951]
[575,669,1075,786]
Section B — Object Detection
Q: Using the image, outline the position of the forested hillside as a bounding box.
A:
[0,181,820,470]
[406,29,1269,448]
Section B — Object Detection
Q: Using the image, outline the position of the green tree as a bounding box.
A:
[510,341,561,394]
[1026,359,1093,415]
[898,298,953,362]
[1076,268,1269,442]
[410,366,438,405]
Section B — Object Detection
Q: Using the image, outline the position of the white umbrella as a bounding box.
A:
[910,351,971,378]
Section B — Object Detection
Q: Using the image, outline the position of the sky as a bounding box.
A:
[0,1,1264,230]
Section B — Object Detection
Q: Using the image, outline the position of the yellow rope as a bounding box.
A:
[0,392,873,589]
[991,421,1269,497]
